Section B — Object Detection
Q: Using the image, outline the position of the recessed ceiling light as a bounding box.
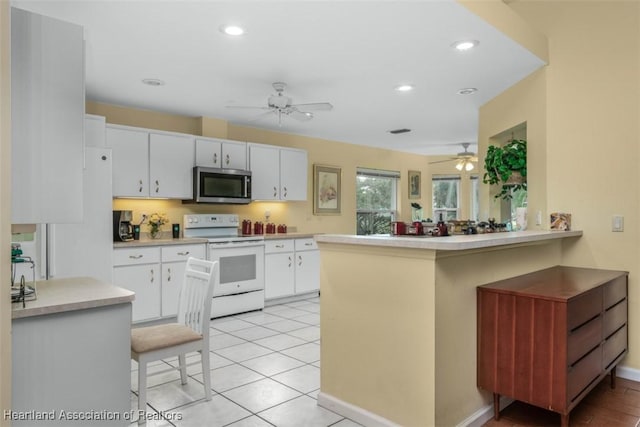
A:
[142,78,165,87]
[457,88,478,95]
[395,84,414,92]
[220,25,245,36]
[452,40,479,51]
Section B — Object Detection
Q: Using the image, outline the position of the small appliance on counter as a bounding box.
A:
[10,243,36,306]
[113,210,134,242]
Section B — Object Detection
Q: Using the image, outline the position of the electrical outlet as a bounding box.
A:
[536,210,542,226]
[265,210,271,221]
[612,215,624,232]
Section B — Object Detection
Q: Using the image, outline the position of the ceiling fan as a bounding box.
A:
[226,82,333,126]
[429,143,478,171]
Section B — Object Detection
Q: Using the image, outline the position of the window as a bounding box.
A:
[356,168,399,235]
[432,175,460,220]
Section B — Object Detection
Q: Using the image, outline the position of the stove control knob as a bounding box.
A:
[193,218,199,223]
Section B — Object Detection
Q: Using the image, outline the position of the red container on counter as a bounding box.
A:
[391,221,406,235]
[242,219,252,235]
[254,221,264,235]
[277,224,287,233]
[412,221,424,235]
[266,223,276,234]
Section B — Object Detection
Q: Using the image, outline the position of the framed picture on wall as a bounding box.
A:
[314,164,341,215]
[408,170,421,199]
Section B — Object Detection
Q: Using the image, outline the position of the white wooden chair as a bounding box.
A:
[130,257,218,423]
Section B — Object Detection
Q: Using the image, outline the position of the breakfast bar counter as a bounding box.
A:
[315,230,582,427]
[11,278,133,425]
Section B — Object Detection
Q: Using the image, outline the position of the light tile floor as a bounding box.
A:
[130,296,362,427]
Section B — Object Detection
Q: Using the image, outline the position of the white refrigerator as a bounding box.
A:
[34,147,113,283]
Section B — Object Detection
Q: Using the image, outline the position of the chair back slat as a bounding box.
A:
[177,258,218,335]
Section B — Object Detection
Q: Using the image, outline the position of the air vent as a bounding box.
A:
[389,128,411,134]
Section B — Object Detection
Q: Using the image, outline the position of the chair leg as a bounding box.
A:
[201,350,212,401]
[138,360,147,425]
[178,354,187,385]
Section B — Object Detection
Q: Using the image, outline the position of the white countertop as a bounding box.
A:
[315,230,583,251]
[12,276,135,319]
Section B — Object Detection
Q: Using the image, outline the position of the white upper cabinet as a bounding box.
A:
[11,7,85,224]
[248,144,307,201]
[84,115,107,148]
[107,126,149,197]
[195,137,247,170]
[107,125,195,199]
[249,144,281,200]
[280,148,308,201]
[149,133,195,198]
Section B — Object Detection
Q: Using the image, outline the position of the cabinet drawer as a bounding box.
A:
[113,247,160,266]
[161,244,206,263]
[603,324,627,369]
[568,345,602,402]
[265,240,294,254]
[568,315,602,366]
[295,238,318,251]
[604,299,627,338]
[567,288,602,331]
[604,276,627,309]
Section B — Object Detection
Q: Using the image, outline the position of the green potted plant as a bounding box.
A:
[483,139,527,199]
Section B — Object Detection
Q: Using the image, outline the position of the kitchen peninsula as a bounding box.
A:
[12,278,134,426]
[315,230,582,427]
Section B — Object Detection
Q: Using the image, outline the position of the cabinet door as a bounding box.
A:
[295,250,320,294]
[11,8,85,224]
[149,133,195,198]
[280,148,308,201]
[195,138,222,168]
[249,144,280,200]
[265,253,295,299]
[84,115,106,148]
[107,127,149,197]
[222,141,248,169]
[162,261,186,317]
[114,264,160,322]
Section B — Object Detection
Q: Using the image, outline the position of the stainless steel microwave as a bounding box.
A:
[188,167,252,204]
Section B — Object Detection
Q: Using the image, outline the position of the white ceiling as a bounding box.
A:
[12,0,545,156]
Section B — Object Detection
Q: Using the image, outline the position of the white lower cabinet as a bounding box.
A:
[113,243,206,322]
[265,238,319,301]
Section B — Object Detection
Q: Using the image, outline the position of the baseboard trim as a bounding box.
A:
[456,396,514,427]
[617,365,640,382]
[317,392,401,427]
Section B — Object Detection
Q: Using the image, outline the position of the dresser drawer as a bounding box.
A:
[265,239,294,254]
[603,299,627,338]
[603,324,627,369]
[568,315,602,366]
[295,238,318,251]
[161,244,206,263]
[568,346,602,402]
[567,288,602,331]
[604,275,627,309]
[113,247,160,266]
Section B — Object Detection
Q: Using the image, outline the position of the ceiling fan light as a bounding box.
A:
[455,161,464,171]
[452,40,479,51]
[465,161,474,171]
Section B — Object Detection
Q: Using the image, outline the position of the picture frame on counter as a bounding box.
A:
[408,170,421,199]
[314,164,341,215]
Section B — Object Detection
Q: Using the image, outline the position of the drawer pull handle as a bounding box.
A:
[167,267,171,282]
[305,242,313,246]
[275,244,285,248]
[273,186,277,197]
[150,269,154,283]
[177,251,190,256]
[129,254,144,259]
[155,180,160,193]
[298,255,302,266]
[213,153,218,164]
[226,154,230,165]
[289,256,292,267]
[139,180,143,193]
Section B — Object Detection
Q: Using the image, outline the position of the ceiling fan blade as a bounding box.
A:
[470,156,478,162]
[288,109,313,121]
[429,159,455,164]
[290,102,333,111]
[246,110,276,123]
[226,105,271,110]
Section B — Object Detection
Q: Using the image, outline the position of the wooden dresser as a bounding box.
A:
[477,266,628,427]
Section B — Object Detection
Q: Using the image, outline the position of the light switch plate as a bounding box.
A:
[612,215,624,232]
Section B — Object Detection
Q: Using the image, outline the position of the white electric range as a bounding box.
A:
[183,214,264,318]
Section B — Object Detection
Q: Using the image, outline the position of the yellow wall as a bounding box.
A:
[0,0,11,422]
[480,1,640,371]
[89,102,456,235]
